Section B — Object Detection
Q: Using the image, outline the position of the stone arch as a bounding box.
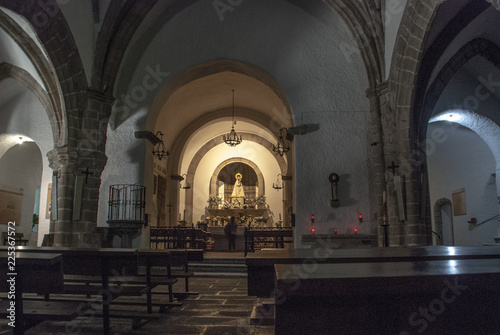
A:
[147,59,293,133]
[387,0,444,245]
[433,198,453,246]
[323,0,384,86]
[182,133,286,223]
[210,158,265,198]
[0,10,64,146]
[0,0,87,147]
[0,63,57,146]
[418,38,500,141]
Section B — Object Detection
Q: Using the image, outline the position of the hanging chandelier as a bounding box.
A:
[153,131,169,160]
[223,89,242,147]
[273,127,290,156]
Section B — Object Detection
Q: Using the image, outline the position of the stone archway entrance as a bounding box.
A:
[433,198,454,246]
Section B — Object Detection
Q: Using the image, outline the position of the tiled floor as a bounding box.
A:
[20,277,274,335]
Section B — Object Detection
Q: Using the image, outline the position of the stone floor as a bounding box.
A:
[13,277,274,335]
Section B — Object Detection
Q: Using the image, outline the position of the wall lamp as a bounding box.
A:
[135,130,169,160]
[272,174,283,190]
[180,173,191,189]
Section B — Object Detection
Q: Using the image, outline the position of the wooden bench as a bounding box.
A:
[149,227,209,250]
[0,252,69,335]
[0,247,148,335]
[137,249,198,299]
[273,259,500,334]
[246,245,500,298]
[244,227,293,256]
[2,232,29,246]
[0,299,79,320]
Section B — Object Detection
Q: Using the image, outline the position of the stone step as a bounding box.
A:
[188,256,248,277]
[250,300,275,326]
[199,256,246,264]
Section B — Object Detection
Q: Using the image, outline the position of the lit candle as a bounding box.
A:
[354,228,358,235]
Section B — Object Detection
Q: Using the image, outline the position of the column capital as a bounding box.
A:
[47,146,78,171]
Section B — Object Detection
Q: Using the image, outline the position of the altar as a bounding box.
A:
[207,208,266,218]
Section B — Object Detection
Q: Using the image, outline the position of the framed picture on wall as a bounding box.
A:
[45,183,52,219]
[452,188,466,216]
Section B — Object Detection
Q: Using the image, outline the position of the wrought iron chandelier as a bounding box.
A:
[273,127,290,156]
[223,89,242,147]
[180,173,191,189]
[153,131,169,160]
[272,174,283,190]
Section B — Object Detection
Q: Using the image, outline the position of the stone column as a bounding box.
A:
[367,81,408,246]
[73,89,114,247]
[47,146,78,247]
[47,89,114,247]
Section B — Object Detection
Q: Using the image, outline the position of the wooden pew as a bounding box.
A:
[273,259,500,335]
[149,227,209,250]
[1,247,149,335]
[0,252,80,335]
[244,227,293,256]
[246,245,500,298]
[137,249,200,301]
[2,232,29,246]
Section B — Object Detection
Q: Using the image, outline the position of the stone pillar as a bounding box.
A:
[47,146,78,247]
[366,82,392,246]
[73,89,114,247]
[47,89,114,247]
[367,81,412,246]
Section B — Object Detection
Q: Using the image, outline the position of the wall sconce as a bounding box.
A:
[180,173,191,189]
[311,214,315,224]
[134,130,169,160]
[358,213,363,224]
[273,128,290,156]
[272,174,283,190]
[152,132,169,160]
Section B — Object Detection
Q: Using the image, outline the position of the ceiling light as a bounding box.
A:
[223,90,242,147]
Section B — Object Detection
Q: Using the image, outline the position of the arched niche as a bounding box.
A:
[217,162,258,203]
[210,158,264,199]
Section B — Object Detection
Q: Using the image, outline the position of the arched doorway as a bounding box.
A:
[433,198,454,246]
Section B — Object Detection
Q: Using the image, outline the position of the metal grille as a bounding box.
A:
[107,184,146,223]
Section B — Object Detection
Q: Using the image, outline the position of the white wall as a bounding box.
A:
[0,85,54,245]
[427,122,499,245]
[0,142,42,245]
[294,110,374,246]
